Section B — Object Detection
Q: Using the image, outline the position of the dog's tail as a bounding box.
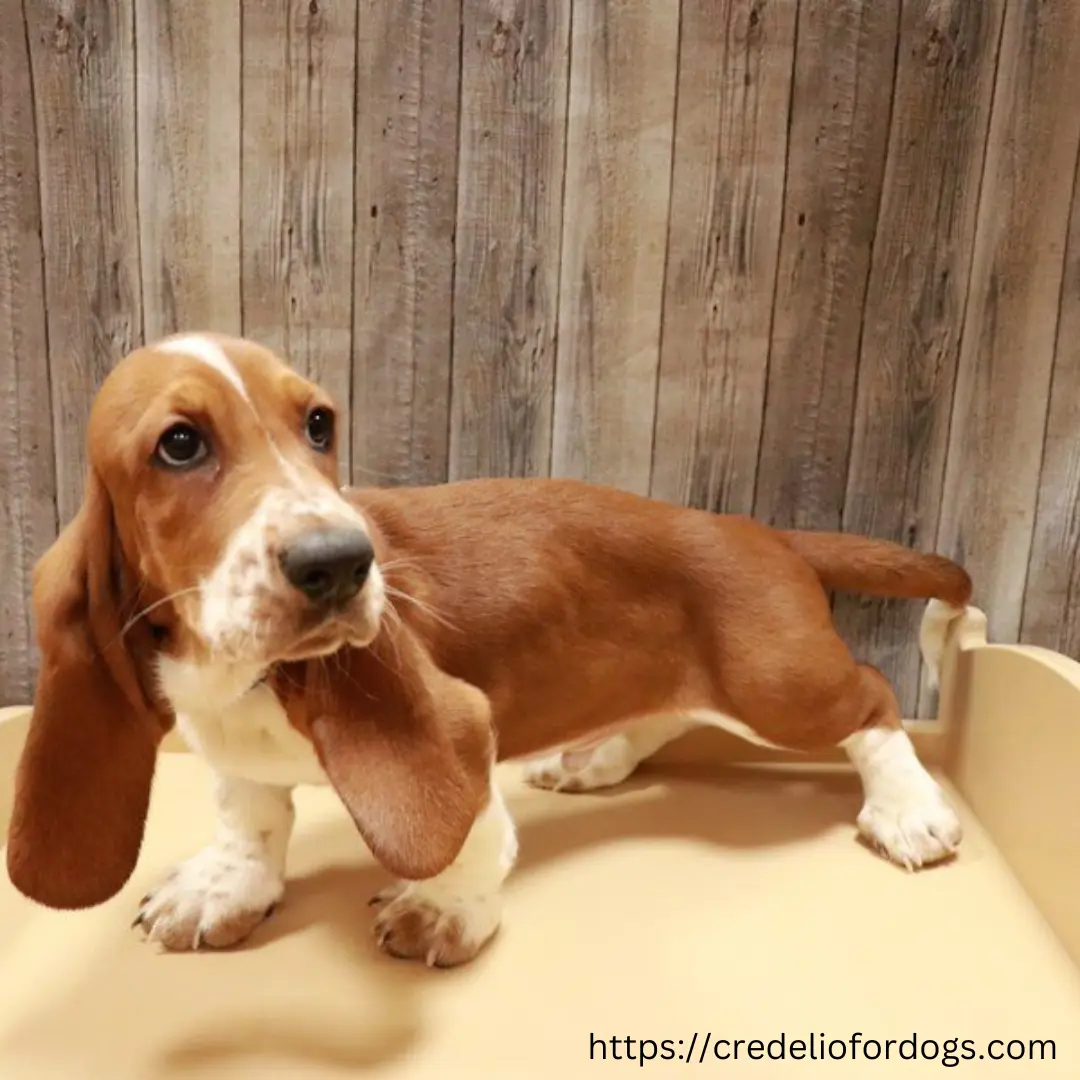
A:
[778,530,971,605]
[778,530,971,688]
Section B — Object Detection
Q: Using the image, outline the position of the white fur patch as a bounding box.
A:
[373,777,517,967]
[157,333,250,399]
[687,709,783,750]
[273,445,308,490]
[157,333,322,492]
[196,494,280,657]
[523,715,690,791]
[919,598,966,689]
[842,725,962,869]
[136,776,295,951]
[194,485,384,662]
[158,657,328,787]
[523,710,779,793]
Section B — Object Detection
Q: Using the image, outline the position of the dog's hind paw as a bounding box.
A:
[522,734,641,793]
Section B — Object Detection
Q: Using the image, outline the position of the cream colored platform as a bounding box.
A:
[1,609,1078,1077]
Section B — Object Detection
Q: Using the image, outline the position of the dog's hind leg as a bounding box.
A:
[521,714,695,792]
[839,665,962,870]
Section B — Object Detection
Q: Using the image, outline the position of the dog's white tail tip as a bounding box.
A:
[919,599,966,690]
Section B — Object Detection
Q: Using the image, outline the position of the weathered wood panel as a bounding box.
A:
[833,0,1006,717]
[351,0,461,486]
[6,0,1080,713]
[136,0,241,339]
[753,0,900,531]
[938,0,1080,650]
[650,0,797,514]
[0,1,57,704]
[1020,152,1080,658]
[448,0,571,481]
[26,0,142,523]
[241,0,356,480]
[550,0,680,495]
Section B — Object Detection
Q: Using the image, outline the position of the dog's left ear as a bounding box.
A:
[287,633,495,880]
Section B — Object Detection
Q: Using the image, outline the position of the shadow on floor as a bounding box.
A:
[3,764,867,1077]
[255,761,867,959]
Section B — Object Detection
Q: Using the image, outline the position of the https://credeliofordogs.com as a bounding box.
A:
[588,1031,1058,1067]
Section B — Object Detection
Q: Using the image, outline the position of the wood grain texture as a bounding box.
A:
[448,0,570,481]
[938,0,1080,647]
[0,0,57,704]
[241,0,356,481]
[351,0,461,486]
[25,0,142,523]
[1019,152,1080,658]
[832,0,1005,717]
[136,0,241,339]
[650,0,797,514]
[7,0,1080,710]
[753,0,900,530]
[550,0,680,495]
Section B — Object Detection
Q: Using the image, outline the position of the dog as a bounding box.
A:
[6,333,971,967]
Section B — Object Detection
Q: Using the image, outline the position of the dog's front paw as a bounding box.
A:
[857,780,963,870]
[134,847,283,951]
[371,882,501,968]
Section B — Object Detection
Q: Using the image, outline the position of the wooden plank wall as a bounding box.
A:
[0,2,57,704]
[837,0,1006,717]
[449,0,569,480]
[3,0,1080,715]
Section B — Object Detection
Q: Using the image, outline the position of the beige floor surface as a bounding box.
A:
[1,752,1078,1078]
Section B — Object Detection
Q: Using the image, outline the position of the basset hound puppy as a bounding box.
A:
[7,333,972,966]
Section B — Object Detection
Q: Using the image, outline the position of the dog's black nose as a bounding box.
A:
[280,528,375,605]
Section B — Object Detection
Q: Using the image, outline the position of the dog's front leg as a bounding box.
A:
[370,774,518,968]
[135,772,295,951]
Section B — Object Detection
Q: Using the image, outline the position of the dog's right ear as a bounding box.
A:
[6,470,168,909]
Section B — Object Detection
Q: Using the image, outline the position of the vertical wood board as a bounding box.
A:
[650,0,797,515]
[550,0,680,495]
[1020,149,1080,659]
[0,0,58,703]
[753,0,900,531]
[351,0,461,486]
[448,0,571,481]
[136,0,242,339]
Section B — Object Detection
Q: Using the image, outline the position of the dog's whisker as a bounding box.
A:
[116,586,204,641]
[377,556,423,575]
[327,649,376,701]
[349,463,409,484]
[378,598,406,671]
[383,585,460,634]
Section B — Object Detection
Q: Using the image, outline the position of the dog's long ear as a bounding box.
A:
[6,470,168,909]
[287,632,494,881]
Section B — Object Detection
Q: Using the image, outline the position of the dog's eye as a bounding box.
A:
[156,423,208,468]
[306,407,334,451]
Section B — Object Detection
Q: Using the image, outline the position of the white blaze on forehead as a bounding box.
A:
[158,334,250,401]
[157,333,305,486]
[156,331,354,506]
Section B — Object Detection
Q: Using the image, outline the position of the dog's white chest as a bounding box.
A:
[158,657,327,787]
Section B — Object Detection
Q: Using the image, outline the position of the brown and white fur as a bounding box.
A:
[7,333,972,968]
